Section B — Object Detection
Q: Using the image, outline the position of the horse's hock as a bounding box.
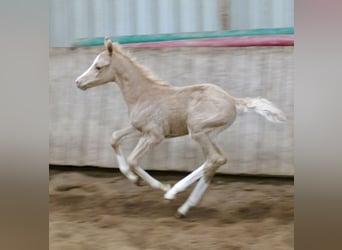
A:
[50,46,293,176]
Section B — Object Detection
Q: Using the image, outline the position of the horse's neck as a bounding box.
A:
[114,55,168,109]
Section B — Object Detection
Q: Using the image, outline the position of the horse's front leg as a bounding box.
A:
[126,133,171,192]
[111,126,141,183]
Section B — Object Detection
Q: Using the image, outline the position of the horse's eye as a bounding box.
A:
[95,66,101,70]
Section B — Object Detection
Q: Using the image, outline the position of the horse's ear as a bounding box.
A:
[104,36,113,55]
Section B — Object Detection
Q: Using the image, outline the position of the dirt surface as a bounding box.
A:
[49,168,293,250]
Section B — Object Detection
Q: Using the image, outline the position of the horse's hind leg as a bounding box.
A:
[175,130,227,217]
[176,176,212,217]
[164,162,206,200]
[192,131,228,181]
[164,127,227,200]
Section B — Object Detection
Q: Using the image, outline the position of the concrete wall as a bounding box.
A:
[50,46,293,176]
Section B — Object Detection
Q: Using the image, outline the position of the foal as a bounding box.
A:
[75,37,286,217]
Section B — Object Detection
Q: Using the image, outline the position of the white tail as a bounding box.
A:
[234,97,287,123]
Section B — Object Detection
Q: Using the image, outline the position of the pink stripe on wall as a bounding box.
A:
[124,35,294,48]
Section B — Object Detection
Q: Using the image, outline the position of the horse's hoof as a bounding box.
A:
[164,191,176,200]
[161,183,172,192]
[175,211,185,219]
[134,177,144,186]
[127,172,139,183]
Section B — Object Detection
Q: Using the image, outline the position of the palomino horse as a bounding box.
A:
[75,37,286,217]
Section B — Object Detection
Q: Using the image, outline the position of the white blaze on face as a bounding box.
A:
[75,54,100,84]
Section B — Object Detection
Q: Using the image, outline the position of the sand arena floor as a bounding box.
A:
[49,168,293,250]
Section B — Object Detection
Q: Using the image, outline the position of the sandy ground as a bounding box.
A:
[49,168,293,250]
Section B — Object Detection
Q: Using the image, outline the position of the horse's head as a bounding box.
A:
[75,37,116,90]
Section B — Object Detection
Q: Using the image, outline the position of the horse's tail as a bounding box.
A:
[234,97,287,123]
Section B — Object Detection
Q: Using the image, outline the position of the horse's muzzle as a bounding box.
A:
[75,80,87,90]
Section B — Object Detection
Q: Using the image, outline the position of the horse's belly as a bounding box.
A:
[164,118,188,138]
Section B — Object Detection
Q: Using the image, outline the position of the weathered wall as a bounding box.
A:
[50,46,293,176]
